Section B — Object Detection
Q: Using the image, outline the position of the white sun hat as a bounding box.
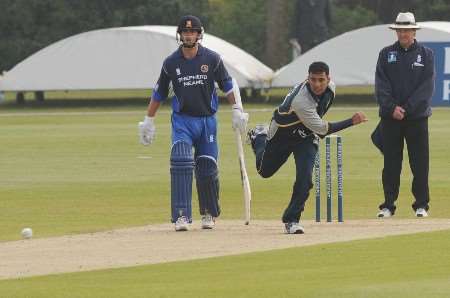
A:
[389,12,421,30]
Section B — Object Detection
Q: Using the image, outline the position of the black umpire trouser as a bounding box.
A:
[252,128,317,223]
[379,117,430,213]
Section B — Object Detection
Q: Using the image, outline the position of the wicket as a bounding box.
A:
[314,135,343,222]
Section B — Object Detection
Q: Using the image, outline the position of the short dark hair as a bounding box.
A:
[308,61,329,75]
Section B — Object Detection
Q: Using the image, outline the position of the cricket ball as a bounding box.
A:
[21,228,33,239]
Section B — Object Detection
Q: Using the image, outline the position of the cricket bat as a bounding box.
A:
[232,78,252,225]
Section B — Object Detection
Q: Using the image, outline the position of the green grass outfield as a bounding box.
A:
[1,104,449,241]
[0,103,449,296]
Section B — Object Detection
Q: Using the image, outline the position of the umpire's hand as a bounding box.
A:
[392,106,406,120]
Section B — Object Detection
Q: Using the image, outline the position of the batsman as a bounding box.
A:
[247,62,367,234]
[138,15,248,231]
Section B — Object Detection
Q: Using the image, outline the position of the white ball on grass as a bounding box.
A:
[21,228,33,239]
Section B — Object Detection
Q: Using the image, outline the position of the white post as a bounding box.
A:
[445,47,450,74]
[443,80,450,101]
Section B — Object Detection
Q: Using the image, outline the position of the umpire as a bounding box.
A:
[375,12,435,218]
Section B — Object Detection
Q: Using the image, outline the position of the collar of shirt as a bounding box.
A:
[394,39,418,52]
[306,82,323,103]
[175,44,205,59]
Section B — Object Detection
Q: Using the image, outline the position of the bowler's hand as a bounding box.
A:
[392,106,405,120]
[352,112,368,125]
[138,116,156,145]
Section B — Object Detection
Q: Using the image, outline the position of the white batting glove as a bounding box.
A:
[138,116,156,146]
[232,104,249,134]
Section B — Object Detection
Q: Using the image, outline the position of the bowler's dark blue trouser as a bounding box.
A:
[253,128,317,223]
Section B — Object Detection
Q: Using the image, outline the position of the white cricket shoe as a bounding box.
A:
[415,208,429,218]
[201,214,215,229]
[285,222,305,234]
[377,208,393,218]
[246,124,268,145]
[175,216,189,231]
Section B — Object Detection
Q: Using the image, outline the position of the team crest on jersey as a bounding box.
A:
[413,54,424,67]
[201,64,209,73]
[388,51,397,63]
[176,68,181,76]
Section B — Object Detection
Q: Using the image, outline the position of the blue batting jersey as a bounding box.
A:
[152,44,233,116]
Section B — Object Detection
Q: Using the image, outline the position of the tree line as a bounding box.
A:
[0,0,449,72]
